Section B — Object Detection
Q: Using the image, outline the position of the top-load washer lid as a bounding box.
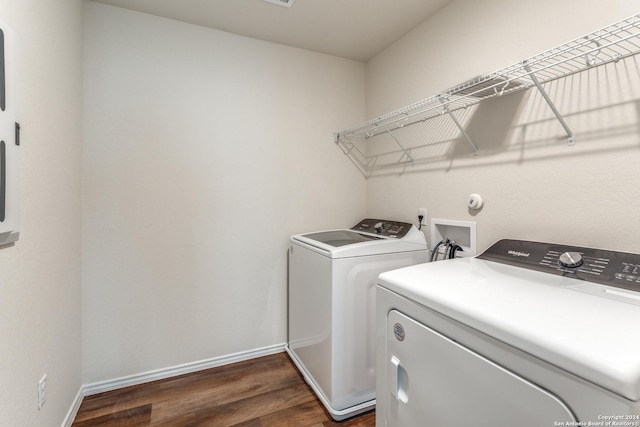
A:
[301,230,380,247]
[290,218,427,258]
[377,239,640,402]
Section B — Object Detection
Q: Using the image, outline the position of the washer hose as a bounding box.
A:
[430,240,444,262]
[431,239,463,261]
[449,244,463,259]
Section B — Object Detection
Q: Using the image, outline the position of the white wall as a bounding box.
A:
[365,0,640,254]
[82,2,366,383]
[0,0,83,426]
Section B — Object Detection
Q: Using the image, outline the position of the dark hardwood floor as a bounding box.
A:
[72,352,376,426]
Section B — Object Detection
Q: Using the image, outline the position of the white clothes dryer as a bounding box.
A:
[377,239,640,427]
[287,219,428,420]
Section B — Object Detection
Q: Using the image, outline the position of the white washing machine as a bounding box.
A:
[377,239,640,426]
[287,218,428,420]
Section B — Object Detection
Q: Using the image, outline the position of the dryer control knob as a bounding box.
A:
[559,251,584,269]
[374,222,384,234]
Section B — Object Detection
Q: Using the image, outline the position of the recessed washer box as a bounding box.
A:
[430,219,476,257]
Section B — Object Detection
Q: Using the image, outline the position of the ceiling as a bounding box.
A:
[89,0,452,62]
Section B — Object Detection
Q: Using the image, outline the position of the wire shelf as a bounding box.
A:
[335,14,640,177]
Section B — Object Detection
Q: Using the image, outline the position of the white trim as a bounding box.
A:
[82,343,286,397]
[61,388,84,427]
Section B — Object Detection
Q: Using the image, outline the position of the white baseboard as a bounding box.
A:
[83,343,286,396]
[62,343,286,426]
[61,388,84,427]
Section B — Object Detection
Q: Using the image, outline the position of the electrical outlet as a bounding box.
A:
[38,374,47,410]
[418,208,427,226]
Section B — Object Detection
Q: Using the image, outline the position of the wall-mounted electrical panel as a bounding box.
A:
[0,17,19,246]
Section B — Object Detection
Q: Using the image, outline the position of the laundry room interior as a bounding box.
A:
[1,0,639,426]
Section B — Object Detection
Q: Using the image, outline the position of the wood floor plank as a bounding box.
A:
[72,353,375,427]
[72,404,152,427]
[149,355,304,424]
[228,419,264,427]
[194,382,315,426]
[236,400,329,427]
[147,413,197,427]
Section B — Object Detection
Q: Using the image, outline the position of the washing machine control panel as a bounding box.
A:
[479,239,640,293]
[351,218,412,239]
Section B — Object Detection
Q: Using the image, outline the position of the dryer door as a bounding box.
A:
[385,310,577,427]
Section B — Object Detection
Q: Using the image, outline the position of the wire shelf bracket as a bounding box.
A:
[384,125,415,163]
[438,96,479,155]
[523,63,575,145]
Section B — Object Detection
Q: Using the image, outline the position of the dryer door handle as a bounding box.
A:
[390,356,408,403]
